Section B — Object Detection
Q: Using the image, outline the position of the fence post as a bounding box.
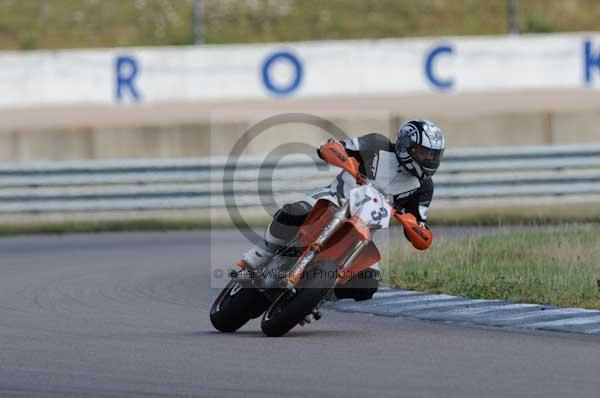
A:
[508,0,519,34]
[193,0,204,44]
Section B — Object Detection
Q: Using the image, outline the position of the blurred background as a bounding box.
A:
[0,0,600,228]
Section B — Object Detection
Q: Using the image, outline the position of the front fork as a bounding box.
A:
[286,200,352,288]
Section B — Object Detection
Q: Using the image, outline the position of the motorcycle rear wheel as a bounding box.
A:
[210,280,270,333]
[260,260,338,337]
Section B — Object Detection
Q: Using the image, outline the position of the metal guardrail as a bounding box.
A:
[1,144,600,215]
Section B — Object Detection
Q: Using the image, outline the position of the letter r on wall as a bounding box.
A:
[115,55,141,102]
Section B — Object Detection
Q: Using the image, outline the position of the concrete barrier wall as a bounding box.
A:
[2,32,600,107]
[2,31,600,161]
[0,98,599,162]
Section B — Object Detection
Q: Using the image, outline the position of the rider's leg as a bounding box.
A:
[240,201,312,269]
[333,268,380,301]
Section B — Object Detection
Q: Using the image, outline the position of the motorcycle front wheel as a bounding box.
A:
[260,260,338,337]
[210,280,271,333]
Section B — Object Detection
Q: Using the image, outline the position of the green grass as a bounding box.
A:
[2,0,600,50]
[384,226,600,310]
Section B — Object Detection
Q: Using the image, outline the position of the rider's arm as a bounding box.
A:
[394,178,434,250]
[318,133,394,169]
[317,139,363,182]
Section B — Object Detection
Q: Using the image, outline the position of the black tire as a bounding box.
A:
[210,280,271,333]
[260,260,338,337]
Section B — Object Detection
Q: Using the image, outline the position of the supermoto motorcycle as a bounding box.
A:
[210,143,425,337]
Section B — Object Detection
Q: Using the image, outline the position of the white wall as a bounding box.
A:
[1,32,600,108]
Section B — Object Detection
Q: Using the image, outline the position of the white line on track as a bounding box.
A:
[525,317,600,328]
[333,289,600,335]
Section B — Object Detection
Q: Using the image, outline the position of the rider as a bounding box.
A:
[238,119,446,301]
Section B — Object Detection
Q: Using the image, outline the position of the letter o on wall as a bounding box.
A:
[262,51,303,96]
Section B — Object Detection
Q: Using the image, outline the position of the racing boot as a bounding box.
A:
[239,201,311,270]
[239,228,287,270]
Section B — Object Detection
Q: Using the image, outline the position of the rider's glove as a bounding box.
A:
[317,139,340,159]
[396,212,433,250]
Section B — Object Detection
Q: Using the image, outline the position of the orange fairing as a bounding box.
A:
[394,212,433,250]
[297,199,336,247]
[318,140,363,183]
[316,216,380,280]
[335,242,380,284]
[346,215,371,241]
[295,201,380,285]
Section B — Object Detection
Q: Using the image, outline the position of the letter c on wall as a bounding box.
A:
[261,51,303,96]
[424,45,454,90]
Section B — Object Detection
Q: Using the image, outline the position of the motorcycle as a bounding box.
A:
[210,143,425,337]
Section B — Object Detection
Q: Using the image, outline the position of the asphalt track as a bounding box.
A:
[1,229,599,398]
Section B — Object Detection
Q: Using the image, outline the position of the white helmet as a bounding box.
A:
[395,120,445,178]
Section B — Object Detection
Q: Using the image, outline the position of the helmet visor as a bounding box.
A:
[409,145,444,174]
